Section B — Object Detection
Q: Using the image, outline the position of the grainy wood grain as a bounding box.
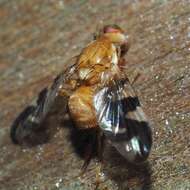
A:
[0,0,190,189]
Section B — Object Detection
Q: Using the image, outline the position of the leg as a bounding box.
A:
[81,128,105,173]
[118,58,141,85]
[97,130,105,162]
[81,128,98,172]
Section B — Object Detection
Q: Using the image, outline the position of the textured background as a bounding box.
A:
[0,0,190,189]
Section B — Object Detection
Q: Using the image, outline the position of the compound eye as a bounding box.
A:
[103,25,123,34]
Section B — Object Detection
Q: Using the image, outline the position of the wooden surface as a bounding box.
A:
[0,0,190,189]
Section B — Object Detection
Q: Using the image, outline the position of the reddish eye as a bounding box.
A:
[105,27,121,33]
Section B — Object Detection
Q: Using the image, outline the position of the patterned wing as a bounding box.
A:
[93,78,152,163]
[31,62,77,124]
[10,61,78,144]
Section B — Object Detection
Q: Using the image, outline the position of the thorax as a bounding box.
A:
[77,37,120,85]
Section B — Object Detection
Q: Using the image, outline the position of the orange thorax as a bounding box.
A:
[77,36,119,85]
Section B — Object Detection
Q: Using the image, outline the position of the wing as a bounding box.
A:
[10,59,78,144]
[93,78,152,163]
[30,61,78,124]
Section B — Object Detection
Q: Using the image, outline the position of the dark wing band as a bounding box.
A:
[93,78,152,163]
[26,62,77,125]
[10,61,77,144]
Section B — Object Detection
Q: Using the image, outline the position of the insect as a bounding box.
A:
[10,25,152,167]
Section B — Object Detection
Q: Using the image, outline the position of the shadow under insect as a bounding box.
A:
[102,144,152,190]
[11,93,151,190]
[10,106,49,146]
[10,88,153,189]
[10,88,64,146]
[10,89,100,163]
[64,118,102,167]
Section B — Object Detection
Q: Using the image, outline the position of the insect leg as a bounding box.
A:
[81,129,97,173]
[97,130,105,162]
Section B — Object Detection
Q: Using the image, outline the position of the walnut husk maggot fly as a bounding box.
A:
[11,24,152,166]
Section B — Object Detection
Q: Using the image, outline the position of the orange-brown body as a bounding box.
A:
[68,86,97,129]
[65,27,128,130]
[11,25,152,166]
